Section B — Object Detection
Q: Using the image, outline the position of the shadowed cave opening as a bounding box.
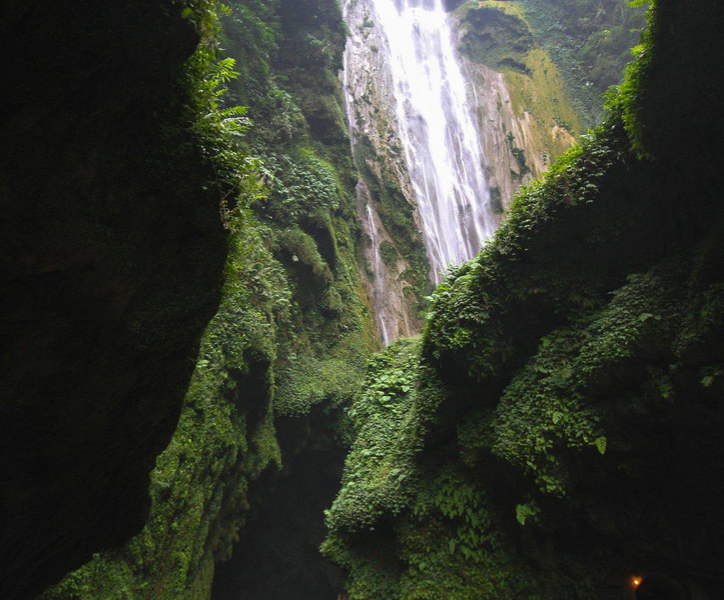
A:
[212,406,347,600]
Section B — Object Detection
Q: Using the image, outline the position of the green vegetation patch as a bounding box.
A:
[458,4,534,73]
[517,0,646,126]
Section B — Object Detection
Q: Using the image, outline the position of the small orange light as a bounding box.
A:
[632,577,642,588]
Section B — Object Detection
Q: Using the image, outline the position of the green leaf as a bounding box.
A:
[515,504,527,526]
[595,436,607,455]
[701,375,714,387]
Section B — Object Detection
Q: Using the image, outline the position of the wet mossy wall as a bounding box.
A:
[516,0,647,127]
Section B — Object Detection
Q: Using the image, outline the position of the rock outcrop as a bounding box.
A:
[453,1,580,206]
[343,0,429,342]
[0,2,228,597]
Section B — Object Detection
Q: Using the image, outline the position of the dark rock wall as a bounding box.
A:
[0,2,228,598]
[212,408,348,600]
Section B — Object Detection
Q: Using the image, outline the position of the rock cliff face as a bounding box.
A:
[343,0,429,343]
[343,0,580,343]
[453,1,580,204]
[35,1,375,598]
[0,2,229,597]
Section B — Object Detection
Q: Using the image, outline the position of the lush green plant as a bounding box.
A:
[518,0,647,126]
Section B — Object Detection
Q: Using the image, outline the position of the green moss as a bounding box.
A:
[516,0,646,127]
[457,4,534,72]
[379,240,398,268]
[40,211,286,599]
[354,135,432,316]
[455,1,582,158]
[275,356,366,417]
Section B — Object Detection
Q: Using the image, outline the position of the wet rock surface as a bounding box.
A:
[0,2,227,597]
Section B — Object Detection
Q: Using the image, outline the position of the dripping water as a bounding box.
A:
[365,203,391,345]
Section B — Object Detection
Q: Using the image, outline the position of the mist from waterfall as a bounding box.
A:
[370,0,497,283]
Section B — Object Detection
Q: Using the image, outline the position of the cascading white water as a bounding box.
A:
[369,0,497,282]
[365,204,391,345]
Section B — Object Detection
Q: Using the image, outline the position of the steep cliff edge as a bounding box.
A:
[0,2,232,598]
[37,1,374,598]
[324,0,724,597]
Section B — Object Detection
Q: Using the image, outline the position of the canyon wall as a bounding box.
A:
[345,0,581,343]
[37,1,375,598]
[324,0,724,597]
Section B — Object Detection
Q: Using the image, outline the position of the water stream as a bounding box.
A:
[365,203,391,345]
[368,0,497,283]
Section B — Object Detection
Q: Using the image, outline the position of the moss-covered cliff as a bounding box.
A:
[324,0,724,597]
[454,0,581,183]
[0,1,240,598]
[518,0,647,127]
[37,0,374,598]
[343,0,433,341]
[452,0,644,194]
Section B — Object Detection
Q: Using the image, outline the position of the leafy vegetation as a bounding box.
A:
[324,0,724,597]
[517,0,647,126]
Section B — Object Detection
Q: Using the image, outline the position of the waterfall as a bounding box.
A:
[365,203,391,345]
[369,0,497,283]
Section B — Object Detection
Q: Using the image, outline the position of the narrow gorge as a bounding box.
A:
[2,0,722,599]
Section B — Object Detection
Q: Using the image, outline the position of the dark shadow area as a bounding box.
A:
[212,407,347,600]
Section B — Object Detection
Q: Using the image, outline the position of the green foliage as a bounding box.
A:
[379,240,398,268]
[41,0,376,598]
[517,0,647,126]
[323,340,429,533]
[274,226,333,283]
[457,5,534,72]
[275,355,365,417]
[40,211,287,599]
[423,122,629,379]
[260,151,341,222]
[515,499,540,525]
[323,341,537,598]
